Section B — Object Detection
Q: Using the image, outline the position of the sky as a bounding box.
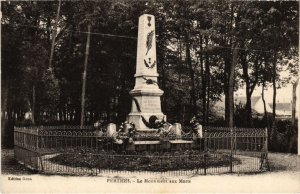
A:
[234,65,300,116]
[235,66,299,105]
[235,83,298,104]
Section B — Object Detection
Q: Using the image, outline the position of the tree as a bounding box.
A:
[222,2,240,127]
[1,1,298,133]
[292,82,299,127]
[80,23,92,127]
[48,0,61,70]
[258,2,298,124]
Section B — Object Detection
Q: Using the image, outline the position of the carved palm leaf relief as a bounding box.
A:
[146,30,154,55]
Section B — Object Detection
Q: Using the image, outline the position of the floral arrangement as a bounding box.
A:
[93,121,101,128]
[93,120,106,133]
[189,116,203,139]
[117,121,136,141]
[157,122,173,138]
[110,121,137,144]
[118,121,135,132]
[190,116,201,134]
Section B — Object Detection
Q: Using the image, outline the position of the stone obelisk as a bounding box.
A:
[127,14,165,130]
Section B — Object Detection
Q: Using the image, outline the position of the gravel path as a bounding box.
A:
[268,152,300,171]
[2,149,299,193]
[1,149,36,175]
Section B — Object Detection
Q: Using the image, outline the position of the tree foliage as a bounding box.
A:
[1,0,298,131]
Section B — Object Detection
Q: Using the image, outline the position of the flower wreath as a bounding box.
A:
[158,122,172,136]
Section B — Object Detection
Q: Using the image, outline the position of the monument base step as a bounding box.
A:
[133,140,160,145]
[169,140,193,144]
[136,129,158,133]
[113,139,196,152]
[131,140,193,145]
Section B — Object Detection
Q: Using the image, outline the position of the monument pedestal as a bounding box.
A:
[128,85,165,130]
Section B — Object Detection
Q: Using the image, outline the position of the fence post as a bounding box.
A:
[234,127,237,154]
[36,127,39,151]
[23,131,26,149]
[14,127,16,147]
[36,127,44,172]
[230,127,233,173]
[204,129,207,175]
[265,127,270,170]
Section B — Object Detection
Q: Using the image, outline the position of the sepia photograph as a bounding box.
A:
[1,0,299,193]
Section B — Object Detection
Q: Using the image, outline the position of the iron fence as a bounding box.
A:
[14,125,269,176]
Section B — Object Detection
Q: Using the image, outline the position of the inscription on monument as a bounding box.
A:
[142,98,160,112]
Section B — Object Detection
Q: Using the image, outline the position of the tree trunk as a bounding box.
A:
[200,36,206,123]
[287,79,299,153]
[48,0,62,70]
[80,24,92,127]
[261,80,269,127]
[227,43,238,127]
[106,98,111,122]
[177,38,183,123]
[161,56,167,112]
[270,56,278,143]
[32,84,36,125]
[182,105,186,124]
[224,57,231,126]
[287,79,298,153]
[272,57,277,122]
[177,73,182,122]
[225,3,237,127]
[157,23,167,113]
[46,16,51,47]
[298,64,300,156]
[185,32,197,117]
[204,37,210,124]
[241,50,252,127]
[206,82,210,124]
[291,79,298,126]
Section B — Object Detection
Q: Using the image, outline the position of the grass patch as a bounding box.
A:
[49,149,241,172]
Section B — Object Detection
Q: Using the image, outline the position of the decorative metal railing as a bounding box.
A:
[13,125,269,176]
